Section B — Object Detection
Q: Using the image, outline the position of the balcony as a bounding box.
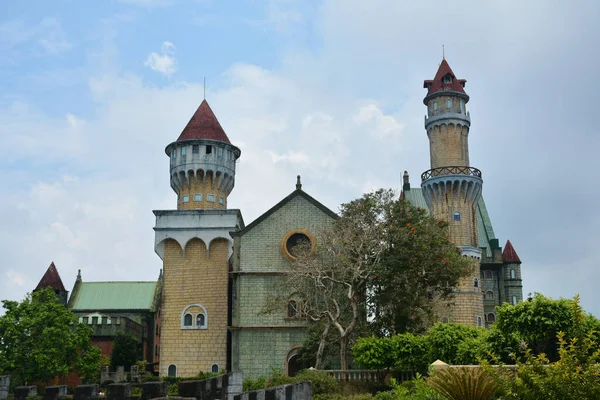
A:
[421,166,482,181]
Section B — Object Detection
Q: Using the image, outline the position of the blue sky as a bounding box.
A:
[2,0,600,317]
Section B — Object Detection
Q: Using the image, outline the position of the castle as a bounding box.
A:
[35,58,523,378]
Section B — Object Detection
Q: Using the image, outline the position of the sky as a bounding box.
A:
[1,0,599,315]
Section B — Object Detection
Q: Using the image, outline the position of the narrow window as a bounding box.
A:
[510,269,516,279]
[487,313,496,323]
[196,313,205,328]
[211,364,219,373]
[207,194,216,202]
[219,197,224,205]
[183,313,193,327]
[484,270,493,280]
[206,145,212,154]
[477,316,483,327]
[217,147,223,157]
[168,364,177,377]
[453,211,461,222]
[433,101,438,111]
[287,300,298,318]
[473,278,479,288]
[182,195,189,203]
[446,98,452,109]
[194,194,203,201]
[172,150,176,159]
[460,100,465,114]
[192,145,199,154]
[486,291,494,300]
[512,296,518,305]
[181,147,186,156]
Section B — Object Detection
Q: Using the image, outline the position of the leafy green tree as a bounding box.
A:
[0,287,98,385]
[110,332,140,370]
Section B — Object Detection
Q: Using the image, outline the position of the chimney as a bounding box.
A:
[403,171,410,191]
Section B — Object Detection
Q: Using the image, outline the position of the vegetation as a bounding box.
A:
[242,368,338,396]
[110,332,141,370]
[0,288,100,385]
[426,367,500,400]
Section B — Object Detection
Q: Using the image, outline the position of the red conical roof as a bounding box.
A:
[502,240,522,264]
[176,100,231,143]
[423,59,467,96]
[35,262,66,292]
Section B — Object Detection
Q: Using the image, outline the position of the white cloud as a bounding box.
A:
[5,270,26,288]
[144,41,178,76]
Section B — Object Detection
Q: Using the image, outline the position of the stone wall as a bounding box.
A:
[233,382,311,400]
[0,376,9,400]
[178,372,242,400]
[232,193,336,377]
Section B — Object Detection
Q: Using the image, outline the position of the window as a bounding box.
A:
[194,194,203,201]
[460,100,465,114]
[485,291,494,300]
[473,278,479,288]
[487,313,496,323]
[441,317,449,323]
[453,211,461,222]
[168,364,177,377]
[182,195,189,203]
[219,197,224,205]
[287,300,298,318]
[207,194,216,202]
[171,150,176,159]
[181,147,186,156]
[211,364,219,374]
[446,98,452,109]
[484,270,493,280]
[433,101,438,111]
[196,314,206,328]
[217,147,223,158]
[442,74,453,84]
[206,145,212,154]
[510,269,516,279]
[286,233,311,257]
[477,316,483,327]
[512,296,518,305]
[192,145,199,154]
[183,313,193,327]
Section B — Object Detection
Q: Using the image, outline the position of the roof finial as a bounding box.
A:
[442,44,445,60]
[203,77,206,99]
[77,269,81,281]
[296,175,302,190]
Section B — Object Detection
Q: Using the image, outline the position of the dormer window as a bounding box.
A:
[442,74,453,84]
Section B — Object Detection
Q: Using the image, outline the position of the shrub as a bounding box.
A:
[167,383,178,396]
[374,375,442,400]
[426,367,500,400]
[100,380,114,389]
[294,369,338,396]
[242,376,268,392]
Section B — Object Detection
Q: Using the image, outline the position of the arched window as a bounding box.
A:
[460,100,465,114]
[442,74,453,84]
[487,313,496,323]
[484,270,493,280]
[473,278,479,288]
[433,101,438,111]
[196,313,206,328]
[446,98,452,109]
[287,300,298,318]
[453,211,461,222]
[211,364,219,373]
[510,269,516,279]
[477,316,483,327]
[485,291,494,300]
[168,364,177,377]
[183,313,193,327]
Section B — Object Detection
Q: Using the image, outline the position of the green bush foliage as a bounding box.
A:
[426,367,500,400]
[375,375,442,400]
[294,369,339,395]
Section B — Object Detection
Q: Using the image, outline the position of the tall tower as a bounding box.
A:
[34,261,68,306]
[421,59,484,326]
[154,100,243,376]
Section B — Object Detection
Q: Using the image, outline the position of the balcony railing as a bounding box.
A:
[421,166,482,181]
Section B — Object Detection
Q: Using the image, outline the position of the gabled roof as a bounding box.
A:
[69,281,159,311]
[502,240,522,264]
[423,58,467,96]
[176,99,231,143]
[232,188,339,237]
[35,262,66,292]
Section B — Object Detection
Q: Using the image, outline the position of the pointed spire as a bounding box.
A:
[35,262,66,292]
[502,240,522,264]
[423,58,467,96]
[296,175,302,190]
[177,100,231,143]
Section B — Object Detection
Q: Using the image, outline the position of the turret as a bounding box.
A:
[34,262,68,306]
[502,240,523,305]
[165,100,241,210]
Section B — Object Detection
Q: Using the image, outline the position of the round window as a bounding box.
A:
[281,230,316,261]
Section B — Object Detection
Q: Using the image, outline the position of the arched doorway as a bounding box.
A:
[287,354,301,377]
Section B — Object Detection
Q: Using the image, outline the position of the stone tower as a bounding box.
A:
[421,59,484,326]
[34,261,68,306]
[154,100,243,376]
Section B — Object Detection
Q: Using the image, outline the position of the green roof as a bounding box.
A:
[403,188,497,257]
[70,281,158,311]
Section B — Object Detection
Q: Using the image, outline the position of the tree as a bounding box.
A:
[0,287,99,385]
[110,332,140,370]
[282,189,470,369]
